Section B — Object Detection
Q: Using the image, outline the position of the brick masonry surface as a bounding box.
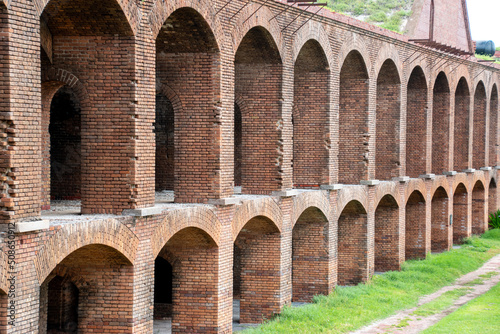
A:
[0,0,499,333]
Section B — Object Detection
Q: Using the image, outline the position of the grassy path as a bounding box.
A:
[241,230,500,333]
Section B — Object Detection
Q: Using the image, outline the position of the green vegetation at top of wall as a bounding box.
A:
[242,229,500,334]
[475,53,500,64]
[325,0,414,33]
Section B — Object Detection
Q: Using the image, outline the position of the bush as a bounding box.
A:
[489,209,500,229]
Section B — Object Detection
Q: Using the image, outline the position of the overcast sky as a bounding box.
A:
[466,0,500,46]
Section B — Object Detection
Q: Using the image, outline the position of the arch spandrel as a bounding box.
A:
[374,182,401,208]
[337,31,371,75]
[336,187,368,216]
[452,173,469,193]
[373,44,402,81]
[430,177,451,198]
[405,178,427,203]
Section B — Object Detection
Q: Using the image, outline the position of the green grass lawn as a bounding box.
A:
[242,229,500,333]
[423,281,500,334]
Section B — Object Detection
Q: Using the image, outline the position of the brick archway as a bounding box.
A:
[233,197,282,240]
[34,219,138,284]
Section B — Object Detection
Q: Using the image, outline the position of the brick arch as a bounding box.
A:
[291,20,333,68]
[292,191,331,227]
[473,72,492,94]
[450,66,471,93]
[431,177,451,198]
[148,0,228,51]
[472,172,487,188]
[373,44,402,80]
[374,182,401,208]
[430,69,452,91]
[156,83,182,114]
[42,67,89,104]
[405,178,427,203]
[336,188,368,216]
[232,197,283,240]
[452,173,470,193]
[337,32,371,74]
[405,61,430,86]
[34,218,139,284]
[231,4,284,61]
[34,0,139,35]
[151,207,222,257]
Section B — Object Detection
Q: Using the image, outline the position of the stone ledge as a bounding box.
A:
[320,184,343,190]
[495,166,500,170]
[443,171,457,176]
[15,220,49,233]
[419,174,436,180]
[480,167,492,171]
[207,198,241,206]
[122,206,164,217]
[272,189,300,197]
[392,176,410,182]
[360,179,380,186]
[463,169,476,173]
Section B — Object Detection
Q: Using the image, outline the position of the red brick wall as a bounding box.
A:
[234,103,242,187]
[338,201,368,285]
[489,86,498,166]
[235,27,283,194]
[431,187,451,252]
[432,73,451,174]
[160,228,219,333]
[472,181,487,234]
[375,61,401,180]
[292,208,329,302]
[488,180,497,214]
[235,217,281,323]
[454,78,470,171]
[473,82,487,169]
[293,40,329,188]
[405,191,427,260]
[374,195,401,271]
[453,184,469,243]
[406,67,428,178]
[339,51,369,184]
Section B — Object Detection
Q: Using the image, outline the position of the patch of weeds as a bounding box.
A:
[395,317,411,328]
[463,278,484,286]
[411,288,472,317]
[479,271,498,279]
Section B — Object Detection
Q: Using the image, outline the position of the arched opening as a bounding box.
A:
[41,0,135,214]
[155,94,174,198]
[431,187,451,252]
[338,201,368,285]
[375,195,401,271]
[156,8,221,203]
[234,216,281,324]
[292,207,330,302]
[432,72,451,175]
[339,51,369,184]
[489,179,497,215]
[472,181,487,235]
[49,87,81,201]
[375,60,401,180]
[293,40,330,188]
[235,27,283,194]
[454,78,470,171]
[154,227,219,333]
[473,82,487,169]
[39,245,134,333]
[45,276,79,333]
[406,67,428,178]
[453,183,469,244]
[489,85,498,166]
[405,191,427,260]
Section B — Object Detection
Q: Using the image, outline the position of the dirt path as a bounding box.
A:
[352,254,500,334]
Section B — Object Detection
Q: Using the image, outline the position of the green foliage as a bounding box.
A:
[326,0,413,33]
[475,54,500,64]
[489,209,500,229]
[242,231,500,333]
